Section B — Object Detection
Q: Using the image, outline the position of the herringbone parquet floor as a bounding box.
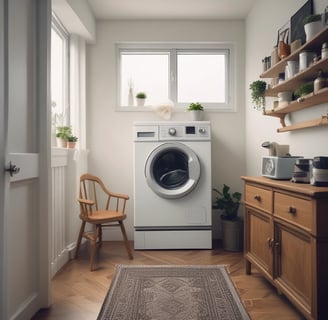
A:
[32,241,304,320]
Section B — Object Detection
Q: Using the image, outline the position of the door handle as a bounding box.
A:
[5,161,20,177]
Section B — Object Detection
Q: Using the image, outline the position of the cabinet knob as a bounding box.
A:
[254,194,261,201]
[288,206,297,214]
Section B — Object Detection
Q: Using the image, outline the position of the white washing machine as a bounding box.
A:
[133,121,212,250]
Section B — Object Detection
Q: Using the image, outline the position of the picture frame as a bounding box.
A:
[290,0,313,44]
[277,21,290,46]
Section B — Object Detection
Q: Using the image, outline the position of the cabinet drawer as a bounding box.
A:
[274,192,312,230]
[245,184,272,213]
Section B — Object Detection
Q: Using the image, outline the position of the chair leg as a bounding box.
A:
[75,221,86,259]
[98,224,103,248]
[119,221,133,260]
[90,225,100,271]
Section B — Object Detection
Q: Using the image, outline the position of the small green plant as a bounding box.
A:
[294,82,314,98]
[249,80,267,111]
[303,14,322,25]
[213,184,242,221]
[56,126,72,140]
[187,102,204,111]
[66,135,78,142]
[136,92,147,99]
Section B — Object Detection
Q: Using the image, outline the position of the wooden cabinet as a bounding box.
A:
[241,176,328,320]
[260,26,328,132]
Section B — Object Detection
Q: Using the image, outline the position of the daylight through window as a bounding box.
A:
[117,44,234,111]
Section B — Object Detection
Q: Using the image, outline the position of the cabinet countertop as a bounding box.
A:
[241,176,328,198]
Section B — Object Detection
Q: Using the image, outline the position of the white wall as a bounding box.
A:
[87,20,246,239]
[245,0,328,176]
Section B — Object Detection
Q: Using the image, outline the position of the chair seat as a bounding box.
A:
[84,210,126,224]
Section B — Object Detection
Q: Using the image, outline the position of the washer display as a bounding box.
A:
[133,121,212,250]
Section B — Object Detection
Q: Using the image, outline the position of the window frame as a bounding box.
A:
[51,14,70,126]
[116,42,236,112]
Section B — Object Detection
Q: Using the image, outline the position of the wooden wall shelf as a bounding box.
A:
[259,25,328,132]
[260,26,328,79]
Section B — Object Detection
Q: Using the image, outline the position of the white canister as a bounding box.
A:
[322,42,328,59]
[278,91,293,103]
[287,60,299,78]
[299,51,316,71]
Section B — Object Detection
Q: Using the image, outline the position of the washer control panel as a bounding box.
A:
[160,123,211,141]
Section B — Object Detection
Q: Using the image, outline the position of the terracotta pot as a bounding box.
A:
[67,142,76,149]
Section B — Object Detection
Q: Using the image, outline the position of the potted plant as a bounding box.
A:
[187,102,204,121]
[66,135,78,149]
[294,82,314,101]
[56,126,72,148]
[303,14,322,42]
[136,92,147,106]
[213,184,243,251]
[249,80,267,111]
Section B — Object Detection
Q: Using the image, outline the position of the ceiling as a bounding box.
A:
[86,0,257,20]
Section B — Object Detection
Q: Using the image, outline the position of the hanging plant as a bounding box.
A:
[249,80,267,111]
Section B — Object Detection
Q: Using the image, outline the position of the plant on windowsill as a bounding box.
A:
[136,92,147,106]
[212,184,243,251]
[187,102,204,121]
[66,135,78,149]
[56,126,72,148]
[249,80,267,111]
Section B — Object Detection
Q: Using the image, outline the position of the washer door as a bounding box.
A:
[145,143,201,199]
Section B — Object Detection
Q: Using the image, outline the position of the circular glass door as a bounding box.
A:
[145,143,200,199]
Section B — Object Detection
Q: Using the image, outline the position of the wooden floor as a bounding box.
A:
[32,241,304,320]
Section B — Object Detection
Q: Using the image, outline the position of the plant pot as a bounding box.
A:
[304,21,322,42]
[221,218,243,252]
[136,98,146,106]
[56,138,67,148]
[67,141,76,149]
[189,110,203,121]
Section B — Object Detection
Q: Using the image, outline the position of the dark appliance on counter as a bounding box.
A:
[310,156,328,186]
[291,158,312,183]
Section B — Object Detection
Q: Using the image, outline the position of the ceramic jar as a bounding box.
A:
[299,51,316,71]
[278,41,290,59]
[314,70,326,93]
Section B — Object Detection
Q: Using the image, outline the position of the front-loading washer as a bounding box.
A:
[133,121,212,249]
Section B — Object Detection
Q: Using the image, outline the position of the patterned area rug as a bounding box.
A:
[97,265,250,320]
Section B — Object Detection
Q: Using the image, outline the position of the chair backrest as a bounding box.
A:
[79,173,129,218]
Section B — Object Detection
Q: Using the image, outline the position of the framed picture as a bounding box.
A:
[291,0,313,44]
[277,21,290,45]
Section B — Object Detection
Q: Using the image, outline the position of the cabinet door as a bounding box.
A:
[274,221,312,316]
[245,207,273,278]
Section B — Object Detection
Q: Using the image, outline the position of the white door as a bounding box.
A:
[0,0,51,319]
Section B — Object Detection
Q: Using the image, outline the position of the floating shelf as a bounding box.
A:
[265,58,328,96]
[277,116,328,133]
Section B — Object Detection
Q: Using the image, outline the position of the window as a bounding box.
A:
[51,15,69,127]
[117,43,235,111]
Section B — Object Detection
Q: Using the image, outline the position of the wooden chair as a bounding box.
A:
[75,173,133,271]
